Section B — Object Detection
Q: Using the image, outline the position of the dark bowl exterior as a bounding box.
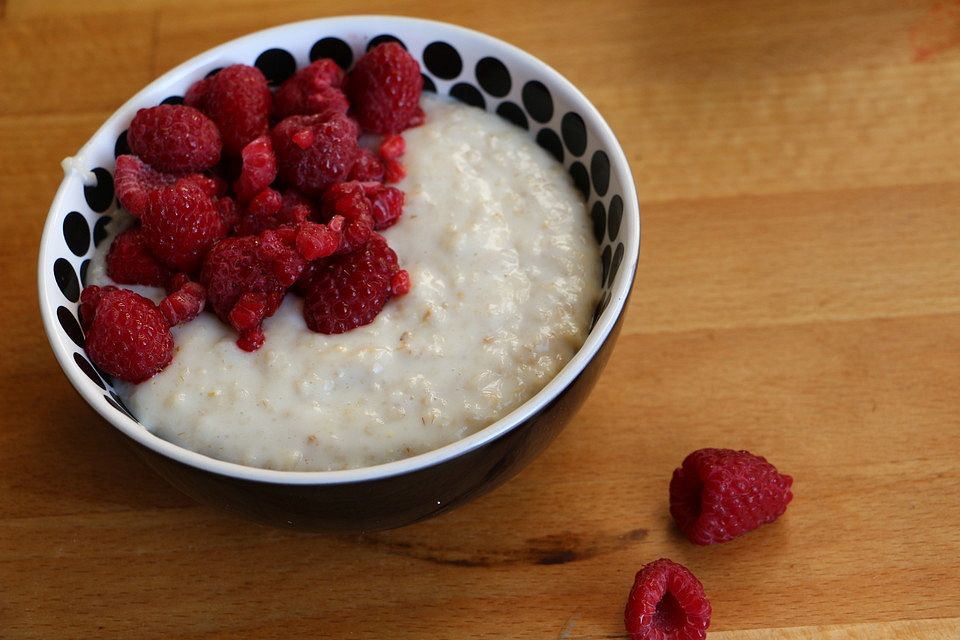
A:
[122,312,626,532]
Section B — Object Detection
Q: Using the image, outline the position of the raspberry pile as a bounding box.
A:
[82,43,423,383]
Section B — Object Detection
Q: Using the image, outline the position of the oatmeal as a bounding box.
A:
[90,96,600,470]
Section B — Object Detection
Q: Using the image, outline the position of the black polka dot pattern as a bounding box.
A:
[421,73,437,93]
[522,81,553,123]
[58,306,85,348]
[608,243,624,287]
[600,245,612,288]
[591,151,610,197]
[63,211,91,257]
[569,162,589,200]
[496,102,528,130]
[205,67,223,78]
[80,259,91,286]
[476,57,511,97]
[114,130,131,158]
[449,83,485,109]
[367,34,405,51]
[75,353,106,389]
[591,201,606,244]
[607,195,623,242]
[424,41,462,80]
[105,394,136,421]
[110,391,137,421]
[160,95,184,105]
[54,258,80,302]
[535,128,563,163]
[84,168,113,213]
[255,48,296,85]
[93,216,111,247]
[561,112,587,157]
[310,37,353,69]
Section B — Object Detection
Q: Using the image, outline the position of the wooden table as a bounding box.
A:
[2,1,959,638]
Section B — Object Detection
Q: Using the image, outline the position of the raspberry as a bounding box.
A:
[127,105,221,172]
[114,155,218,218]
[379,134,407,183]
[624,558,711,640]
[364,183,404,230]
[348,148,385,182]
[272,112,360,196]
[184,77,210,109]
[302,233,405,334]
[295,218,343,261]
[140,179,227,273]
[200,234,300,349]
[272,59,349,120]
[199,65,271,156]
[233,135,277,203]
[670,448,793,545]
[106,227,172,287]
[158,280,205,326]
[346,43,424,134]
[320,181,374,252]
[80,286,174,383]
[217,195,240,232]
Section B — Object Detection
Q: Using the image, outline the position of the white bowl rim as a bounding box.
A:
[38,14,640,486]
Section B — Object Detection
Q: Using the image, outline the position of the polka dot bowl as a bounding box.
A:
[38,16,639,531]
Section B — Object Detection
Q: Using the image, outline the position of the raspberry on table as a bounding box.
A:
[303,233,407,334]
[670,448,794,545]
[272,111,360,196]
[624,558,711,640]
[272,58,349,120]
[80,285,175,383]
[106,227,172,287]
[140,179,227,273]
[233,135,277,203]
[346,43,424,134]
[127,105,221,173]
[195,64,272,156]
[158,280,206,327]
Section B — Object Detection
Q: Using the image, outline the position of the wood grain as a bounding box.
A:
[2,0,959,638]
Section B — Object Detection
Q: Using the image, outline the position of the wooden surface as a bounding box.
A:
[2,1,959,638]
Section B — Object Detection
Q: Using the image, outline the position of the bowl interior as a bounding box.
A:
[38,16,639,484]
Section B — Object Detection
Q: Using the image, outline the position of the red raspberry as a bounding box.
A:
[140,179,227,273]
[233,135,277,203]
[114,155,219,218]
[346,43,424,134]
[184,77,210,109]
[295,217,343,261]
[127,105,221,172]
[624,558,711,640]
[379,134,407,183]
[272,59,349,120]
[80,285,174,383]
[348,148,385,182]
[216,195,240,232]
[302,233,406,334]
[200,234,302,350]
[106,227,172,287]
[364,183,404,230]
[320,181,374,252]
[272,112,360,196]
[198,65,271,156]
[158,280,206,326]
[670,448,794,545]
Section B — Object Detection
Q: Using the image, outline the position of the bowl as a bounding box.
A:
[38,15,640,531]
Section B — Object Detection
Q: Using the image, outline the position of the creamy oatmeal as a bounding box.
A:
[89,96,601,471]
